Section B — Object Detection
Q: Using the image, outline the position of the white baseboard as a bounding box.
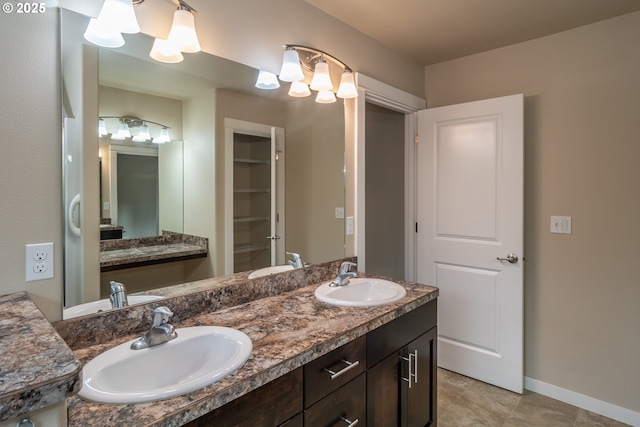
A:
[524,377,640,426]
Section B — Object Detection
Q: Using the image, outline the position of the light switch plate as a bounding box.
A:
[550,216,572,234]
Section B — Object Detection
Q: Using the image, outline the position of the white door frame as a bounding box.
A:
[354,73,426,279]
[224,118,285,274]
[108,144,158,227]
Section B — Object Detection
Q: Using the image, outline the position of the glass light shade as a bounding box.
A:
[336,71,358,99]
[132,125,151,142]
[315,90,336,104]
[153,127,171,144]
[279,49,305,82]
[255,70,281,90]
[150,38,184,64]
[98,119,108,137]
[167,9,201,53]
[84,18,125,48]
[98,0,140,34]
[310,59,333,91]
[288,81,311,97]
[111,122,131,140]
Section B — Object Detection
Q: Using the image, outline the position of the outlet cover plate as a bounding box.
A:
[26,242,54,281]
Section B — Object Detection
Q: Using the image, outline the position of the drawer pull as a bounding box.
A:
[340,416,359,426]
[323,359,360,380]
[400,349,418,388]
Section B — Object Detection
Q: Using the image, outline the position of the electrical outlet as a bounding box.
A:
[26,243,54,281]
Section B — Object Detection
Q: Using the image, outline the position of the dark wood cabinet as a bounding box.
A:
[184,367,303,427]
[368,300,438,427]
[186,299,436,427]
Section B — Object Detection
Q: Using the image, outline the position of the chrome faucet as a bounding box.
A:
[287,251,305,269]
[330,261,358,287]
[131,306,178,350]
[109,281,129,309]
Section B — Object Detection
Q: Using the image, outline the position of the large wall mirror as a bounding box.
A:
[61,9,346,318]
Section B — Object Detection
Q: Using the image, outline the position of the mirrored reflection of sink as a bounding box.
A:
[79,326,252,404]
[248,264,294,279]
[63,295,165,319]
[314,278,407,307]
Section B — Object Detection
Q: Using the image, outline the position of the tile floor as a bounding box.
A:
[437,368,631,427]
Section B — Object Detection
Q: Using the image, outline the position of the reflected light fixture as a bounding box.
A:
[255,70,281,90]
[112,121,132,140]
[83,0,139,48]
[132,124,151,142]
[259,44,358,103]
[98,119,108,137]
[99,116,171,144]
[153,127,171,144]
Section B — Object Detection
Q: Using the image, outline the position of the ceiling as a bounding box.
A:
[304,0,640,65]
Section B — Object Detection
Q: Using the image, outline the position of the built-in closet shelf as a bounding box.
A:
[234,216,270,223]
[234,188,270,193]
[234,158,270,165]
[234,243,270,254]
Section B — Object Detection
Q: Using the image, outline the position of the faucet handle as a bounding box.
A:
[338,261,357,275]
[151,306,174,327]
[286,251,304,268]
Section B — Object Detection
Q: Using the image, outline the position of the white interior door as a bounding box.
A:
[416,94,524,393]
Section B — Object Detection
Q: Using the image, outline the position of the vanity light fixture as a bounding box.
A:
[261,44,358,103]
[83,0,140,48]
[99,116,171,144]
[83,0,201,66]
[150,1,201,64]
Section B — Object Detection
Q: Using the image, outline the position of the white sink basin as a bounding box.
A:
[63,295,165,319]
[248,264,294,279]
[79,326,252,404]
[315,278,407,307]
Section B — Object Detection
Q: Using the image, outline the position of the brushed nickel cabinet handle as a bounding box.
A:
[323,359,360,380]
[340,416,359,426]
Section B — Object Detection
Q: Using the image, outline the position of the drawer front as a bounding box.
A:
[184,368,302,427]
[304,335,366,407]
[367,299,437,368]
[304,373,366,427]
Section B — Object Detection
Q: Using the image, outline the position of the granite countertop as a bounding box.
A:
[65,276,438,427]
[0,292,81,422]
[100,232,208,271]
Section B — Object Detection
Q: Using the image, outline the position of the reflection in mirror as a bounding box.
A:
[61,9,346,318]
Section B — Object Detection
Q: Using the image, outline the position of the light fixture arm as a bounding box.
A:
[284,44,353,72]
[99,116,171,130]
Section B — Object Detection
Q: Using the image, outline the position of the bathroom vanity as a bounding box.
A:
[2,260,437,426]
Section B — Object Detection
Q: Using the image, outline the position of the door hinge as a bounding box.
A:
[415,135,419,144]
[415,222,418,233]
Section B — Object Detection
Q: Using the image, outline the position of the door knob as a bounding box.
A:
[497,253,519,264]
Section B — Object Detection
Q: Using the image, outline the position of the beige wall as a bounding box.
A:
[0,8,63,320]
[425,11,640,413]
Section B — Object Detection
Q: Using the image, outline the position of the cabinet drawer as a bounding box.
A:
[304,373,366,427]
[367,299,437,368]
[304,335,366,407]
[184,367,302,427]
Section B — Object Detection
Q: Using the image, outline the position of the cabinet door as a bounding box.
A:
[404,327,438,427]
[367,350,401,427]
